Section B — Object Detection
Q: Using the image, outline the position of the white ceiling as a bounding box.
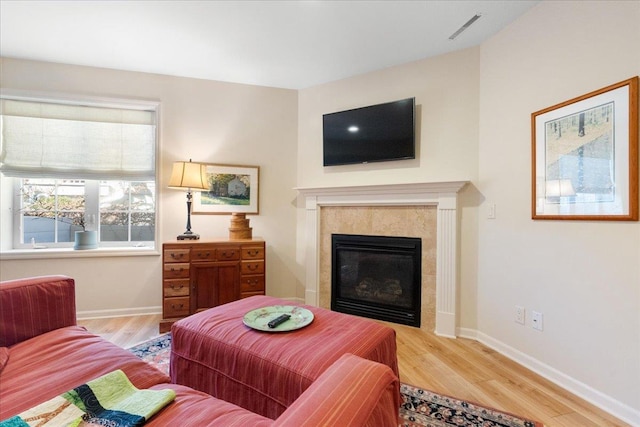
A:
[0,0,539,90]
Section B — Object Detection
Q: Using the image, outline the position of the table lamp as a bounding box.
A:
[169,159,209,240]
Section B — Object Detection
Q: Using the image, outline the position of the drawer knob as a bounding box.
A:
[170,284,183,290]
[247,264,259,271]
[248,250,259,256]
[171,303,184,309]
[170,253,183,259]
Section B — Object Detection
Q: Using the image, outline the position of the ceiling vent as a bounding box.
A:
[448,14,482,40]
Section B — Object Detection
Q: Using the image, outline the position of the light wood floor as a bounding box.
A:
[79,314,629,427]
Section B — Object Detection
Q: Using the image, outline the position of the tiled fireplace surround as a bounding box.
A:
[297,182,468,338]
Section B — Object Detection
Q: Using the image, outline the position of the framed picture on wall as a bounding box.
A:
[192,164,259,214]
[531,76,638,221]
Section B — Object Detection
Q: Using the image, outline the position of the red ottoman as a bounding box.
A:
[170,295,399,419]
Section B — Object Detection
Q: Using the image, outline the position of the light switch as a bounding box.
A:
[488,203,496,219]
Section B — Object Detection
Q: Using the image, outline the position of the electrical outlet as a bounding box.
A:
[515,305,525,325]
[532,311,543,331]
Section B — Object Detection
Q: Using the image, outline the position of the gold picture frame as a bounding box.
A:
[532,77,638,220]
[192,163,259,215]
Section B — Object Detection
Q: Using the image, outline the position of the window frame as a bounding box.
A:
[0,89,160,254]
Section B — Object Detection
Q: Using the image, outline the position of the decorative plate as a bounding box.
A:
[242,305,314,332]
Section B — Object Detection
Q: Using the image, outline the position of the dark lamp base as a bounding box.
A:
[177,232,200,240]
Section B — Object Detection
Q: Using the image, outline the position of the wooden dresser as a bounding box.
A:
[160,238,265,332]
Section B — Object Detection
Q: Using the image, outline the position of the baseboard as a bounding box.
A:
[456,327,478,340]
[77,306,162,320]
[471,330,640,426]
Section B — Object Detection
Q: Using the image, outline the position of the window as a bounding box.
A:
[1,95,158,250]
[18,179,155,248]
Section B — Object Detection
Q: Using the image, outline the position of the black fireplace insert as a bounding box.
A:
[331,233,421,327]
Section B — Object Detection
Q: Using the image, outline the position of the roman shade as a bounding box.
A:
[0,98,156,180]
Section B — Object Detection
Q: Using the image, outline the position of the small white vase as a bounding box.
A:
[74,230,98,250]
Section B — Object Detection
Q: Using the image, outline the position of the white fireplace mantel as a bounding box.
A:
[296,181,468,338]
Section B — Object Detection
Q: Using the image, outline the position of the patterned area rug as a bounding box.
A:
[129,334,543,427]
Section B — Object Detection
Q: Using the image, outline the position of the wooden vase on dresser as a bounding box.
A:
[160,238,265,333]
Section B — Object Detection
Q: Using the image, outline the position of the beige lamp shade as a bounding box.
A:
[169,160,209,190]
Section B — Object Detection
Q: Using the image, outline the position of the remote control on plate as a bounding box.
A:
[268,314,291,328]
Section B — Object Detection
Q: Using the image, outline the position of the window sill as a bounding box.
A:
[0,245,160,260]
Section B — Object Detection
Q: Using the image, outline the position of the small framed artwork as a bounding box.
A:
[532,76,638,220]
[192,164,259,214]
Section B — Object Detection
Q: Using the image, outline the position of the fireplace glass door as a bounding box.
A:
[331,234,421,327]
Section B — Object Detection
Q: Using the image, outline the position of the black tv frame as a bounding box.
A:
[322,97,415,167]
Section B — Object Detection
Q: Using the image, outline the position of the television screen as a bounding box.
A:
[323,97,415,166]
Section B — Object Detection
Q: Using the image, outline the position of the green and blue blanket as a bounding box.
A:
[0,370,175,427]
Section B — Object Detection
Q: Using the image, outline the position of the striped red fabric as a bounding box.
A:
[150,354,399,427]
[171,295,399,420]
[274,353,400,427]
[0,347,8,372]
[148,384,273,427]
[0,326,171,419]
[0,275,76,347]
[1,277,400,426]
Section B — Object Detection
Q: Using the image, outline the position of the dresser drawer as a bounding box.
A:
[164,263,190,278]
[191,247,216,261]
[242,246,264,260]
[241,260,264,275]
[163,279,190,297]
[164,248,190,263]
[216,247,241,261]
[163,297,190,317]
[240,275,265,293]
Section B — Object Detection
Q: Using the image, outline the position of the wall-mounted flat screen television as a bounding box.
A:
[323,97,415,166]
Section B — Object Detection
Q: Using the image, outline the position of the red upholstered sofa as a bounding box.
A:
[0,276,400,426]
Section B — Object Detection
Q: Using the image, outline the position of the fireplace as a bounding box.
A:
[297,181,468,337]
[331,233,421,327]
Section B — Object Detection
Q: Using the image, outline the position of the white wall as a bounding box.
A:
[297,48,480,189]
[0,58,301,314]
[477,0,639,423]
